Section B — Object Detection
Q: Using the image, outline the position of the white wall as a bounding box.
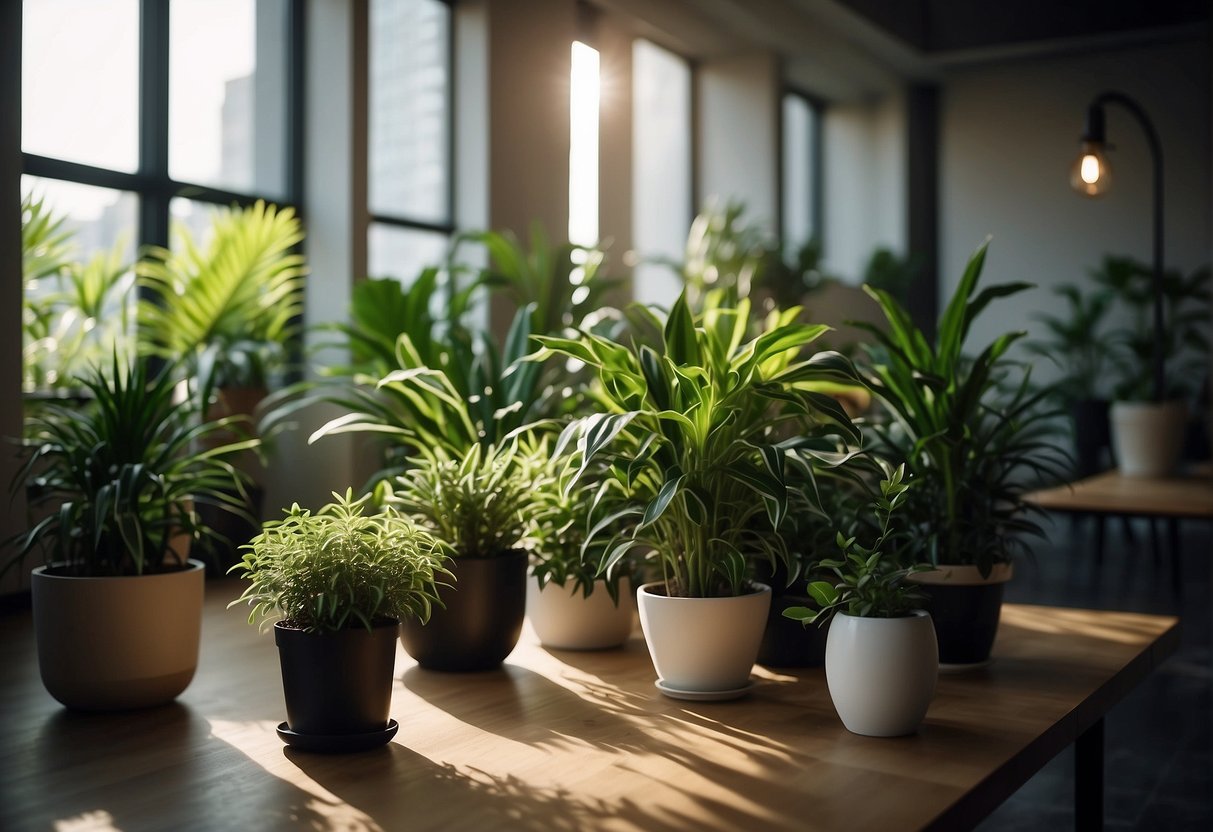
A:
[822,92,907,282]
[939,38,1211,385]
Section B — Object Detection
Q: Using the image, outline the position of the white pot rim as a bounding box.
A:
[907,563,1013,586]
[1111,399,1187,412]
[834,609,931,624]
[638,581,771,600]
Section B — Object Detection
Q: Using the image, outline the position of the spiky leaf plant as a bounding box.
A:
[229,490,451,634]
[7,354,256,577]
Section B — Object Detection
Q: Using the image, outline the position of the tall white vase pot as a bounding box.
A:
[1111,400,1187,477]
[637,582,770,695]
[825,611,939,737]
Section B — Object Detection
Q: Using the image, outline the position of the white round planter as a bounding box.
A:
[1111,400,1187,477]
[637,581,770,694]
[527,576,634,650]
[825,610,938,737]
[31,560,205,710]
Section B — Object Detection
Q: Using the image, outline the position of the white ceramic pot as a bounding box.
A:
[527,576,634,650]
[636,581,770,692]
[31,560,206,710]
[825,610,938,737]
[1110,400,1187,477]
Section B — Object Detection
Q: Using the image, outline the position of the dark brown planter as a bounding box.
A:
[274,619,398,737]
[758,594,829,668]
[399,550,528,672]
[908,564,1012,668]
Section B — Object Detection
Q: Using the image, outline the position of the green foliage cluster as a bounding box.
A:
[1025,282,1117,404]
[21,193,134,391]
[230,490,450,633]
[858,241,1069,576]
[784,465,927,624]
[534,292,862,597]
[387,441,546,559]
[138,200,307,391]
[8,355,255,577]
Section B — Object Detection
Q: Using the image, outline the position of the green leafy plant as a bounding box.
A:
[7,354,256,577]
[137,200,306,391]
[784,465,927,624]
[22,193,135,391]
[387,441,546,559]
[229,489,451,634]
[529,442,635,602]
[861,247,921,308]
[1091,255,1210,401]
[1024,281,1118,403]
[533,292,862,598]
[856,241,1069,577]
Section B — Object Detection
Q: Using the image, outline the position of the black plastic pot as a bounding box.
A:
[400,550,528,672]
[1072,398,1111,476]
[274,619,397,736]
[758,594,828,668]
[913,571,1009,666]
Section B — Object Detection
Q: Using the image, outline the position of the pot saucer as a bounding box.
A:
[276,719,399,753]
[654,679,755,701]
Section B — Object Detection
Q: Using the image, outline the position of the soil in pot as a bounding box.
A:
[274,619,398,738]
[400,550,528,672]
[909,564,1012,668]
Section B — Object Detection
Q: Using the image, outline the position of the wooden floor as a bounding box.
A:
[0,580,1178,832]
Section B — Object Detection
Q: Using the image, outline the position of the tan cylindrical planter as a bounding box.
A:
[527,576,634,650]
[32,560,205,710]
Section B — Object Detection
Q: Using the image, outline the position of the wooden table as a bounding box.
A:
[0,581,1178,832]
[1025,467,1213,591]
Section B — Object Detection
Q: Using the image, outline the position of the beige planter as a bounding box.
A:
[1111,400,1187,477]
[527,576,634,650]
[32,560,205,710]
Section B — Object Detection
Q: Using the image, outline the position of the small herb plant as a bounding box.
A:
[529,444,635,603]
[784,466,927,624]
[230,490,451,633]
[388,441,545,559]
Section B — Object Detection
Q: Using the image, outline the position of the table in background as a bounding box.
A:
[1025,466,1213,592]
[0,581,1179,832]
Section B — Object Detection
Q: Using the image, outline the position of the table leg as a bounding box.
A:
[1168,518,1182,596]
[1075,717,1104,832]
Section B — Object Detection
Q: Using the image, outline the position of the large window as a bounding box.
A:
[632,38,692,309]
[781,91,822,254]
[367,0,453,282]
[20,0,302,390]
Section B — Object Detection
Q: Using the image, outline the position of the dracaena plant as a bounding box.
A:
[7,354,256,578]
[784,464,928,624]
[229,489,452,634]
[532,291,863,598]
[855,241,1069,577]
[386,440,547,559]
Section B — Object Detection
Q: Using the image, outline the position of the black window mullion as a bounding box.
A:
[138,0,172,252]
[369,213,455,236]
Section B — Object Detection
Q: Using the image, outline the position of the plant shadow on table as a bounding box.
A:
[285,741,747,832]
[21,704,333,832]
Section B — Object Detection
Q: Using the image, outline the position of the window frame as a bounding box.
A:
[778,86,825,253]
[19,0,307,254]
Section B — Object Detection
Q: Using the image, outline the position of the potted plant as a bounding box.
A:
[5,355,254,710]
[1092,256,1210,476]
[229,490,449,752]
[856,241,1067,668]
[527,446,637,651]
[1024,280,1119,476]
[389,441,544,671]
[535,292,860,699]
[784,466,937,737]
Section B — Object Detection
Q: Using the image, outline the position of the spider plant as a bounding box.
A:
[7,353,257,577]
[855,241,1069,576]
[137,200,306,392]
[533,291,862,598]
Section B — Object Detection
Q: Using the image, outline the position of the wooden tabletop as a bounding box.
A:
[1024,466,1213,519]
[0,581,1178,832]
